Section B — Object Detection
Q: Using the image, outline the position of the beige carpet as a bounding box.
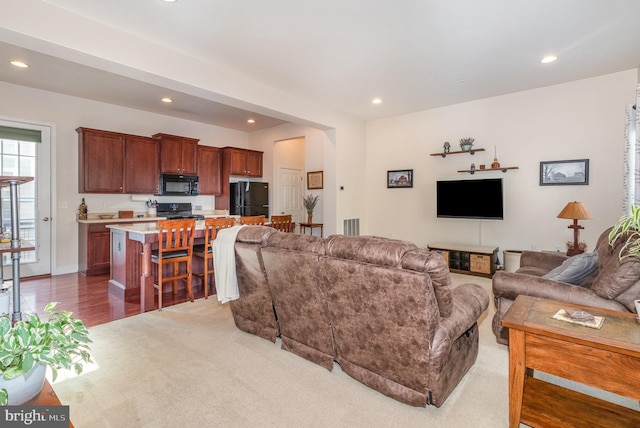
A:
[52,274,512,427]
[53,271,640,427]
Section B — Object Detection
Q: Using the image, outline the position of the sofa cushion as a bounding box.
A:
[401,249,453,317]
[542,251,598,285]
[326,235,417,268]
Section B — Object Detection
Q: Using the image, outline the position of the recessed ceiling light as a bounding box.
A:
[161,97,173,103]
[541,55,558,64]
[162,0,177,3]
[10,60,28,68]
[372,98,382,105]
[247,119,255,124]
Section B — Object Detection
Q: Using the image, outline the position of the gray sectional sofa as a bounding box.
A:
[226,226,489,407]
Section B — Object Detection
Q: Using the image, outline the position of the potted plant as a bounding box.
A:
[0,302,92,405]
[303,194,320,224]
[608,204,640,258]
[459,137,475,151]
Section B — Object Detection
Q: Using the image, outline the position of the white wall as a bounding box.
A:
[0,81,248,274]
[365,70,639,255]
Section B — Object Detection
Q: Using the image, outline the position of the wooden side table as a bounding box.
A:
[501,295,640,428]
[299,222,323,237]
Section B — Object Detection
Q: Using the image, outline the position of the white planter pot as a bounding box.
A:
[0,363,46,405]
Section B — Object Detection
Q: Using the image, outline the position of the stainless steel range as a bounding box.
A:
[155,202,204,220]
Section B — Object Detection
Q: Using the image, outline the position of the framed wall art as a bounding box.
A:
[307,171,324,189]
[387,169,413,188]
[540,159,589,186]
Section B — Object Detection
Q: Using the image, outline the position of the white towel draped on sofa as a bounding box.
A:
[213,225,245,303]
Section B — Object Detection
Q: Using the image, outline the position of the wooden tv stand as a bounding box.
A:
[427,242,498,278]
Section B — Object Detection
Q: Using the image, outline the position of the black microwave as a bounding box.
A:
[159,174,199,196]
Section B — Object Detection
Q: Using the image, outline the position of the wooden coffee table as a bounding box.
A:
[502,295,640,428]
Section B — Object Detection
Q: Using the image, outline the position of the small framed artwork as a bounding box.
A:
[540,159,589,186]
[307,171,324,189]
[387,169,413,188]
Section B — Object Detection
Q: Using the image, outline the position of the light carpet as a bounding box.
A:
[52,274,632,427]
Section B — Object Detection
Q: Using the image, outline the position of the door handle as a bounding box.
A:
[43,217,49,222]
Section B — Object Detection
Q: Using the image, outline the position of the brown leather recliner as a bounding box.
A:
[492,228,640,344]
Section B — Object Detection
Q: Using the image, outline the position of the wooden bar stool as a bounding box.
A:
[270,214,293,232]
[193,217,236,299]
[240,215,266,225]
[151,219,196,310]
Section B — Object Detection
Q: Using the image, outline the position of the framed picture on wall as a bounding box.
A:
[540,159,589,186]
[387,169,413,188]
[307,171,324,189]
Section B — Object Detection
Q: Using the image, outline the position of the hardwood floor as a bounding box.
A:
[18,273,206,327]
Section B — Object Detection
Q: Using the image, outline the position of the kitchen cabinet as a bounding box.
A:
[125,135,159,194]
[77,127,125,193]
[197,145,222,195]
[78,223,111,276]
[153,133,199,175]
[226,147,263,177]
[216,147,265,210]
[78,128,162,194]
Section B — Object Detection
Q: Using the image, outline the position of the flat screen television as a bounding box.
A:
[436,178,504,220]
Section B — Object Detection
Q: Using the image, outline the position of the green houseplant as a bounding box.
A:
[0,302,92,405]
[303,194,320,224]
[608,204,640,258]
[459,137,475,151]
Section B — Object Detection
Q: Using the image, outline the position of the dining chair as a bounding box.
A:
[270,214,293,232]
[151,218,196,310]
[240,215,266,225]
[193,217,236,299]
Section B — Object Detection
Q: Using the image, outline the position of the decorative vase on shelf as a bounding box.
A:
[307,212,313,224]
[491,146,501,169]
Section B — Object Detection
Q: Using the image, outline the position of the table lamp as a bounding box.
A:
[557,201,592,256]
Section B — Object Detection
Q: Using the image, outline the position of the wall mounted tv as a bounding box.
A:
[436,178,504,220]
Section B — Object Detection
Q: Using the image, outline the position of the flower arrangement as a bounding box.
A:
[303,194,320,214]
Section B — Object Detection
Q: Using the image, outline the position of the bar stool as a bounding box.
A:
[240,215,266,225]
[193,217,236,299]
[151,219,196,310]
[270,214,293,232]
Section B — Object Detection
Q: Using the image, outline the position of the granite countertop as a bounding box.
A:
[106,220,211,234]
[77,212,236,224]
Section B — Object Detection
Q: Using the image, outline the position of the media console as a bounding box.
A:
[427,242,498,278]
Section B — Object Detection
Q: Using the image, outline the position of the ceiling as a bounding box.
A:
[2,1,640,132]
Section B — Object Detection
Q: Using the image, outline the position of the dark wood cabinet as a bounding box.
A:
[78,223,111,276]
[216,147,264,210]
[227,147,263,177]
[197,145,222,195]
[153,133,199,175]
[77,127,125,193]
[125,135,159,194]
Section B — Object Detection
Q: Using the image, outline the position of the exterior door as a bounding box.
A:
[278,168,304,225]
[0,119,51,277]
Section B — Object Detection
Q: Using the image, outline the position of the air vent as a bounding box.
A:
[343,218,360,236]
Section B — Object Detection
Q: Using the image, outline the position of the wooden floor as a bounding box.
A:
[18,273,207,327]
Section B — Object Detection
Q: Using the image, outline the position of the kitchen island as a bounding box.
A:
[107,218,233,312]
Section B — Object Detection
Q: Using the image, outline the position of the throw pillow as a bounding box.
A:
[542,251,599,285]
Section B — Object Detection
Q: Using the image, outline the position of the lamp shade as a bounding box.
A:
[557,201,592,220]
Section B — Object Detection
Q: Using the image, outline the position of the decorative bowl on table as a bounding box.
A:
[98,214,115,219]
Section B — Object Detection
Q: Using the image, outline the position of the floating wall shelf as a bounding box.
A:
[430,148,485,158]
[458,166,519,175]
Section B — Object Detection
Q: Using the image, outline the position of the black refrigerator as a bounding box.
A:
[230,181,269,217]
